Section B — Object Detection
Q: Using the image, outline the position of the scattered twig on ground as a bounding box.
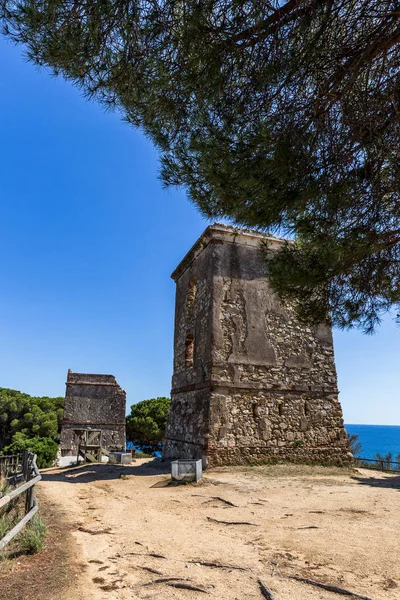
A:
[203,496,237,507]
[128,551,168,559]
[142,577,188,586]
[309,510,325,514]
[285,575,375,600]
[139,566,164,575]
[189,560,249,571]
[258,578,279,600]
[339,509,369,515]
[141,577,209,594]
[78,526,113,535]
[271,561,279,576]
[207,516,258,526]
[166,582,209,593]
[296,526,319,530]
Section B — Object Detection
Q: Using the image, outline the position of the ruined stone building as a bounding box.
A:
[60,370,126,462]
[163,224,349,467]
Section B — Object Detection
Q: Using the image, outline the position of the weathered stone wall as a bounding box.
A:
[163,224,350,467]
[163,240,214,460]
[60,370,126,456]
[206,390,347,466]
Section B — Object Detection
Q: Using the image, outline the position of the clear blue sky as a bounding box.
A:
[0,38,399,425]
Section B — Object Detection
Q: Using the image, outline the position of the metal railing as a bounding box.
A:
[354,456,400,473]
[0,451,42,551]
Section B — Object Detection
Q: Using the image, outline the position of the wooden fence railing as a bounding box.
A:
[0,454,19,478]
[0,451,42,551]
[354,457,400,474]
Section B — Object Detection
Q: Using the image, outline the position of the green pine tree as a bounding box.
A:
[1,1,399,331]
[0,387,64,467]
[126,397,170,454]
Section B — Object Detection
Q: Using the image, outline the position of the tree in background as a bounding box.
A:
[126,397,170,455]
[3,433,59,469]
[1,2,399,332]
[347,433,362,457]
[0,388,64,467]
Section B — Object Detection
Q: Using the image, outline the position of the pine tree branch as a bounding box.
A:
[231,0,325,46]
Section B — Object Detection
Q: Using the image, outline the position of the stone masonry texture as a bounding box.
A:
[60,370,126,456]
[162,224,350,468]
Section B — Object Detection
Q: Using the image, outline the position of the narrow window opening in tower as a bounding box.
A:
[304,401,309,416]
[187,276,197,308]
[278,403,283,417]
[185,330,195,368]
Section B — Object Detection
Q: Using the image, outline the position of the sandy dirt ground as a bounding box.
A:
[38,460,400,600]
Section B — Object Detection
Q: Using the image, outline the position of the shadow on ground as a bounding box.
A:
[40,459,171,484]
[352,473,400,491]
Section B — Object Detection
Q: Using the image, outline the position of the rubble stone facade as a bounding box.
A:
[163,224,349,467]
[60,370,126,457]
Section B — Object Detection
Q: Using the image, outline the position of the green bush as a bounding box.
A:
[0,478,12,498]
[2,434,59,468]
[0,512,15,540]
[126,397,170,454]
[375,452,394,470]
[134,450,153,459]
[17,515,47,554]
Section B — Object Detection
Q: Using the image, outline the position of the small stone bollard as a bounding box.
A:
[171,459,202,483]
[109,452,132,465]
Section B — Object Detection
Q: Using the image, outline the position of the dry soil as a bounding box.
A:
[25,460,400,600]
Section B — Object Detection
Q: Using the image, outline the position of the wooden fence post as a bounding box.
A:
[0,451,41,551]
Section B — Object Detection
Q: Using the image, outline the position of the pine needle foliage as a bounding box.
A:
[126,397,170,453]
[1,1,400,331]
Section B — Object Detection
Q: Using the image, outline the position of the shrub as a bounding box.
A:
[2,435,58,468]
[0,510,21,554]
[134,451,153,459]
[0,513,13,540]
[0,478,12,498]
[396,455,400,472]
[375,452,394,470]
[347,433,362,456]
[17,515,47,554]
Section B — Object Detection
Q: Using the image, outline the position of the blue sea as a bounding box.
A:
[127,425,400,461]
[345,424,400,459]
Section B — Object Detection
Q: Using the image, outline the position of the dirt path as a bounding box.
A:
[38,460,400,600]
[0,491,89,600]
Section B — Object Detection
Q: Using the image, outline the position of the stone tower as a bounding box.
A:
[60,370,126,461]
[163,224,349,467]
